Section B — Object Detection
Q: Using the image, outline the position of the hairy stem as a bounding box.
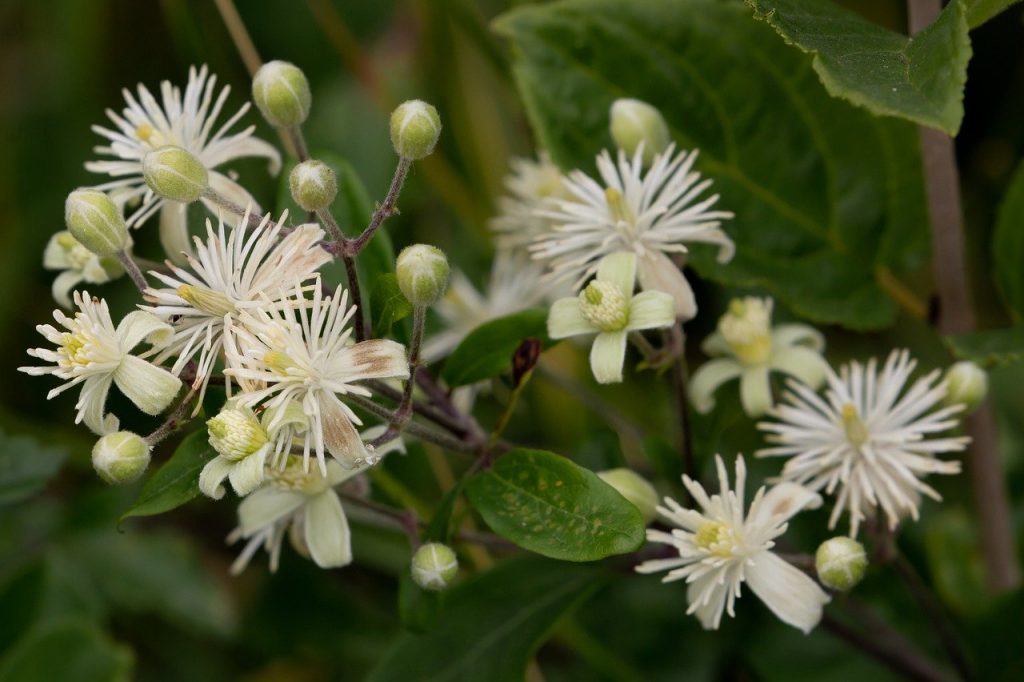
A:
[201,187,266,229]
[212,0,262,76]
[145,388,198,446]
[347,157,412,256]
[116,250,149,293]
[347,392,479,455]
[822,610,949,682]
[368,307,426,449]
[668,325,696,482]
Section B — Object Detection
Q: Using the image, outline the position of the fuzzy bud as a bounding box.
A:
[396,244,450,306]
[142,145,208,203]
[411,542,458,591]
[609,98,670,165]
[208,408,268,462]
[252,60,312,127]
[944,361,988,412]
[390,100,441,160]
[92,431,151,485]
[64,190,129,257]
[815,537,867,591]
[289,160,337,211]
[598,468,659,523]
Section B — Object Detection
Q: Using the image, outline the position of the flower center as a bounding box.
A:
[60,332,90,368]
[208,409,268,462]
[694,521,738,558]
[841,404,870,448]
[177,284,236,317]
[270,457,330,495]
[578,281,629,332]
[263,350,299,375]
[604,187,636,228]
[719,298,773,365]
[135,123,167,148]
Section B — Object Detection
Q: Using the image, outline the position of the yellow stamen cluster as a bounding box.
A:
[719,298,773,365]
[841,404,870,448]
[693,520,739,558]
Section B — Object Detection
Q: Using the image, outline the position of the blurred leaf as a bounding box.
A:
[120,430,213,523]
[994,159,1024,318]
[495,0,929,330]
[369,555,603,682]
[748,0,970,135]
[397,571,442,634]
[967,587,1024,681]
[924,508,991,617]
[466,448,644,561]
[441,308,551,387]
[0,619,133,682]
[371,273,413,338]
[945,326,1024,366]
[0,431,66,506]
[967,0,1023,27]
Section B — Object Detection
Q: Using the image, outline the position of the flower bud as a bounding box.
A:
[92,431,151,485]
[396,244,450,306]
[142,145,208,203]
[815,537,867,591]
[252,60,311,127]
[390,100,441,160]
[609,98,670,165]
[208,407,268,462]
[411,542,458,591]
[598,468,659,523]
[289,160,337,211]
[944,361,988,412]
[64,190,129,257]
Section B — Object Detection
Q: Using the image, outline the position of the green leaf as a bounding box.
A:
[994,160,1024,318]
[924,508,991,617]
[945,326,1024,366]
[370,556,603,682]
[120,430,213,523]
[370,273,413,338]
[466,448,644,561]
[967,0,1022,28]
[747,0,971,135]
[441,308,551,387]
[0,430,66,506]
[0,619,133,682]
[397,571,442,634]
[495,0,930,330]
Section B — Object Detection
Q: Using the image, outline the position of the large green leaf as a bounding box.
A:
[370,273,413,338]
[945,326,1024,366]
[440,308,551,387]
[0,431,66,506]
[120,430,213,523]
[370,556,603,682]
[747,0,971,135]
[466,448,645,561]
[994,159,1024,319]
[495,0,930,330]
[0,619,133,682]
[967,0,1023,27]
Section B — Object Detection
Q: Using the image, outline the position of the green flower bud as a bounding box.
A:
[289,159,337,211]
[208,407,268,462]
[142,145,208,203]
[64,190,129,257]
[609,98,671,165]
[944,361,988,412]
[252,60,311,127]
[396,244,450,306]
[815,537,867,591]
[390,100,441,160]
[92,431,151,485]
[598,468,659,523]
[411,542,458,591]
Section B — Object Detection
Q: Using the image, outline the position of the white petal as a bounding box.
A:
[238,487,305,535]
[321,394,371,468]
[51,271,83,309]
[43,233,71,269]
[637,251,696,320]
[590,330,628,384]
[626,290,676,331]
[548,298,597,339]
[346,339,410,380]
[116,311,174,351]
[199,456,233,499]
[770,345,829,390]
[700,331,732,357]
[689,358,743,413]
[596,251,637,296]
[158,202,193,265]
[772,324,825,352]
[746,551,829,634]
[113,355,182,415]
[202,135,282,175]
[304,490,352,568]
[752,482,822,526]
[740,366,773,417]
[228,447,269,496]
[79,374,114,435]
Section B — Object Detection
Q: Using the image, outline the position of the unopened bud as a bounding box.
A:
[815,537,867,591]
[289,160,337,211]
[390,100,441,160]
[396,244,449,306]
[92,431,151,484]
[142,145,208,203]
[208,408,268,462]
[944,361,988,412]
[252,60,311,127]
[598,468,659,523]
[609,98,670,165]
[64,190,129,257]
[411,542,458,591]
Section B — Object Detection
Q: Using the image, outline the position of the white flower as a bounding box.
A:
[532,144,734,320]
[228,458,362,574]
[85,65,281,262]
[489,153,571,249]
[548,251,675,384]
[142,209,329,403]
[690,298,828,417]
[636,455,829,633]
[200,405,275,499]
[224,281,409,474]
[757,350,968,537]
[20,291,182,434]
[43,231,124,308]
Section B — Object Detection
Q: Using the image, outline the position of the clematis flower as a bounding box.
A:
[636,455,829,633]
[43,231,124,308]
[489,152,572,250]
[547,251,675,384]
[690,297,828,417]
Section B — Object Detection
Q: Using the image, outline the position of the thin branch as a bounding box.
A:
[668,325,695,483]
[212,0,262,76]
[369,306,426,448]
[145,388,198,446]
[346,392,480,455]
[822,611,950,682]
[201,188,266,229]
[347,157,412,256]
[116,250,148,293]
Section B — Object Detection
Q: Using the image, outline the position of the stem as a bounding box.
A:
[346,392,479,455]
[145,388,198,446]
[821,611,949,682]
[907,0,1020,592]
[201,187,266,229]
[347,157,412,255]
[668,325,696,483]
[314,207,346,244]
[117,250,148,293]
[286,125,310,161]
[212,0,262,76]
[368,307,426,449]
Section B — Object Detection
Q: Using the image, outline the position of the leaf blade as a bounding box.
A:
[120,430,213,523]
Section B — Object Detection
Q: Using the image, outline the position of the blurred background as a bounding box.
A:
[1,1,1023,680]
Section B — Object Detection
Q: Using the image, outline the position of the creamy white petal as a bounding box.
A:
[158,202,193,265]
[740,365,774,417]
[590,330,628,384]
[113,355,182,415]
[596,251,637,297]
[228,447,270,496]
[548,298,598,339]
[689,358,743,413]
[770,345,829,390]
[345,339,410,381]
[321,394,371,469]
[199,456,233,499]
[238,487,306,535]
[116,311,173,351]
[637,251,696,320]
[304,490,352,568]
[772,324,825,352]
[745,551,829,634]
[625,290,675,331]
